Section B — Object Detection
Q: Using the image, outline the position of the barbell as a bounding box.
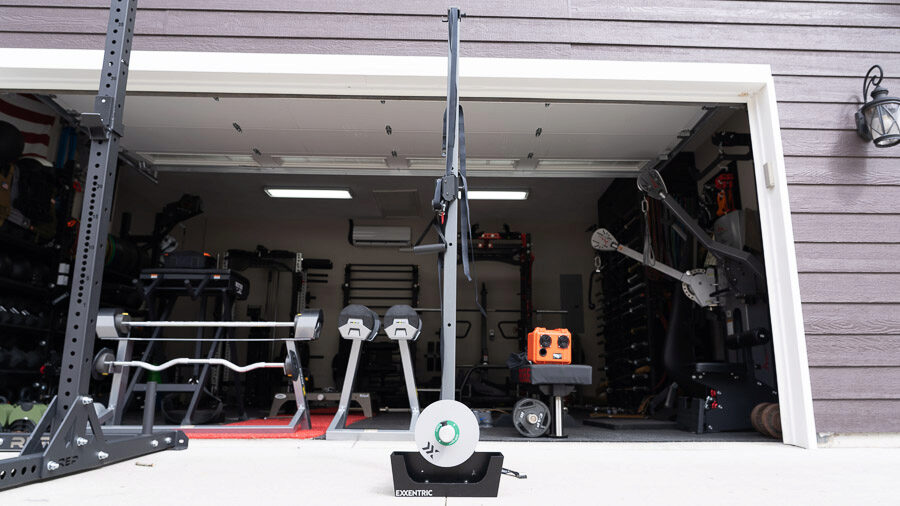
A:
[92,347,302,379]
[95,308,324,341]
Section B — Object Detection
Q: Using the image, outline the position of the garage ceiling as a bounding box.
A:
[115,170,612,224]
[55,94,705,177]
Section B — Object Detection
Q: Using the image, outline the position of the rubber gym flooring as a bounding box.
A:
[344,410,773,442]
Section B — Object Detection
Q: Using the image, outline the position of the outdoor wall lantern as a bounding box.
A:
[856,65,900,148]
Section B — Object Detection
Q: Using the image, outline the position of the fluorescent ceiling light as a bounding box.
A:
[466,190,529,200]
[141,152,388,169]
[141,152,256,166]
[407,158,518,170]
[535,159,646,172]
[277,156,387,169]
[264,188,352,199]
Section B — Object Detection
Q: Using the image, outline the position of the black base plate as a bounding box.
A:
[390,451,504,497]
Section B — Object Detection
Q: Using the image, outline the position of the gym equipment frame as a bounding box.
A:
[0,0,189,491]
[392,9,505,498]
[327,304,421,440]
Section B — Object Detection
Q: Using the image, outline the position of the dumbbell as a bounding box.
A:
[8,305,26,326]
[0,302,11,324]
[25,310,45,328]
[30,263,51,286]
[9,257,32,282]
[23,350,42,368]
[6,347,27,368]
[0,251,11,277]
[337,304,381,341]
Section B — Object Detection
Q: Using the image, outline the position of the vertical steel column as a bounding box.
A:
[440,7,462,401]
[0,1,187,491]
[56,0,138,423]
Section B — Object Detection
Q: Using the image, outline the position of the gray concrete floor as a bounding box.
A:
[3,439,900,504]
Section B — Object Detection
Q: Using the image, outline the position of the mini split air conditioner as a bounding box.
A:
[349,220,411,247]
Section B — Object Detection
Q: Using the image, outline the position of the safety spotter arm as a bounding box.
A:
[591,228,718,308]
[637,169,765,280]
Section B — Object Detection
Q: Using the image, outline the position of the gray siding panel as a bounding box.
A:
[782,130,900,158]
[792,214,900,243]
[814,400,900,434]
[788,186,900,214]
[3,0,898,434]
[798,274,900,303]
[796,244,900,274]
[807,335,900,367]
[811,368,900,400]
[804,304,900,335]
[5,7,899,51]
[785,157,900,186]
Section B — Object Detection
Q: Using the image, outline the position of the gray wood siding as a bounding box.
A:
[2,0,898,434]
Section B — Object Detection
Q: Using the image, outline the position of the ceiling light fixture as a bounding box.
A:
[856,65,900,148]
[264,187,352,199]
[466,190,529,200]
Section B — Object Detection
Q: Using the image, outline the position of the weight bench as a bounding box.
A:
[512,364,592,438]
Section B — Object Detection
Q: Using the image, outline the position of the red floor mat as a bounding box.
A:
[185,412,363,440]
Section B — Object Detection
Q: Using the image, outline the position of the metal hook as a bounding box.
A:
[864,64,884,100]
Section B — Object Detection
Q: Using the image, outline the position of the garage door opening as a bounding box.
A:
[0,48,816,448]
[8,89,782,443]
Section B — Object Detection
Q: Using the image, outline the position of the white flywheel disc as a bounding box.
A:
[414,400,479,468]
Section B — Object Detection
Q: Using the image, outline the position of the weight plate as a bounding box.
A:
[750,402,768,435]
[761,403,781,439]
[512,398,551,438]
[414,400,479,468]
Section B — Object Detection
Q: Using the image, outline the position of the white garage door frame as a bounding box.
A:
[0,48,817,449]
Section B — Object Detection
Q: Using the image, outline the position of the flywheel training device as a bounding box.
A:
[390,8,505,498]
[391,400,503,497]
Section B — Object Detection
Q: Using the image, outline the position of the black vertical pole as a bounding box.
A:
[56,0,138,423]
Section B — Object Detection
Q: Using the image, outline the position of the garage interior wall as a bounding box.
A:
[3,0,898,434]
[109,170,605,392]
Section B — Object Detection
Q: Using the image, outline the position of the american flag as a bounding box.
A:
[0,93,60,165]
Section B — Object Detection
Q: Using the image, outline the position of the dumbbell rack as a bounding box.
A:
[0,231,66,407]
[338,263,419,408]
[595,180,660,412]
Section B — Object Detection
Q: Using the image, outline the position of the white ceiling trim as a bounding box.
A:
[148,164,647,179]
[0,49,767,103]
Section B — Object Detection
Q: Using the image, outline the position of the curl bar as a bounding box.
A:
[96,308,324,341]
[92,348,301,378]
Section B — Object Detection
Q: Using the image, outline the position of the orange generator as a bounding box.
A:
[527,327,572,364]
